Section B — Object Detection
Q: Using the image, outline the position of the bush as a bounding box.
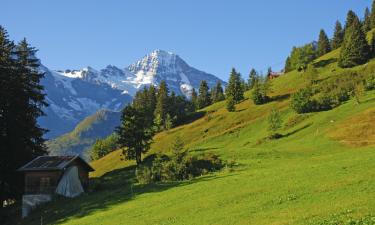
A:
[137,152,224,184]
[365,73,375,90]
[290,87,316,113]
[135,165,152,184]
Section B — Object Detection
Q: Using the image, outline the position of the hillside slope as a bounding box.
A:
[21,52,375,225]
[46,109,121,160]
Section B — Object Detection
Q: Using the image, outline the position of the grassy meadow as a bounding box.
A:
[19,50,375,225]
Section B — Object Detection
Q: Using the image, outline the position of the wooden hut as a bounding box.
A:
[17,155,94,217]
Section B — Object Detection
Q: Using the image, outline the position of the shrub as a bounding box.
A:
[365,73,375,90]
[290,87,316,113]
[138,152,225,184]
[135,165,152,184]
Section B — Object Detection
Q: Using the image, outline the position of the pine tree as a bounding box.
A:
[371,30,375,56]
[197,80,211,109]
[191,88,198,110]
[345,10,358,30]
[116,105,153,165]
[370,0,375,29]
[248,68,258,89]
[211,81,225,103]
[154,81,169,127]
[317,29,331,56]
[225,68,244,103]
[0,31,48,207]
[332,21,344,49]
[226,96,236,112]
[284,57,292,73]
[339,16,371,68]
[363,7,371,33]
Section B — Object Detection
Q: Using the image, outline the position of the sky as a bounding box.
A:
[0,0,372,80]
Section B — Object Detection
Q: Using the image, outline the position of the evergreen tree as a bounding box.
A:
[248,68,258,89]
[339,17,371,68]
[332,21,344,49]
[197,80,211,109]
[370,0,375,29]
[116,105,153,165]
[363,7,371,33]
[154,81,169,127]
[226,96,236,112]
[266,67,272,79]
[317,29,331,56]
[191,88,198,110]
[371,30,375,56]
[284,56,292,73]
[211,81,225,103]
[0,30,47,209]
[345,10,358,30]
[225,68,244,103]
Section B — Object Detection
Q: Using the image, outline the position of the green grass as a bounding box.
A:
[18,54,375,225]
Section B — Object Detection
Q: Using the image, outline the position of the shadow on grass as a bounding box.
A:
[283,123,312,138]
[21,163,231,225]
[312,58,337,68]
[270,93,291,102]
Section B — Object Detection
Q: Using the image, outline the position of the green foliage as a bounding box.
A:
[226,96,236,112]
[197,80,211,109]
[370,0,375,29]
[165,114,173,130]
[317,29,331,56]
[284,56,292,73]
[290,87,315,113]
[90,134,120,160]
[248,68,258,89]
[345,10,358,30]
[339,12,370,68]
[339,14,370,68]
[363,7,371,33]
[191,88,198,110]
[211,81,225,103]
[251,78,270,105]
[268,108,283,138]
[116,105,154,165]
[136,137,224,184]
[0,27,47,207]
[154,80,169,126]
[135,166,152,184]
[365,73,375,90]
[225,68,244,103]
[331,21,344,50]
[287,43,317,71]
[305,65,319,85]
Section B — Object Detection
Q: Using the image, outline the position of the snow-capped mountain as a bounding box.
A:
[39,50,224,138]
[55,50,224,97]
[38,65,132,138]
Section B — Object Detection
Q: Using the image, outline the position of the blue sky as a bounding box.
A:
[1,0,371,80]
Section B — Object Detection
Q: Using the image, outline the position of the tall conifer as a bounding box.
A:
[339,16,371,68]
[317,29,331,56]
[225,68,244,103]
[332,21,344,49]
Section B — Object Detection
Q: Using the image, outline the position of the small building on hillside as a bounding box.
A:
[17,155,94,217]
[268,71,284,80]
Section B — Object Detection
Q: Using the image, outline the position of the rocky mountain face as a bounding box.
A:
[39,50,224,138]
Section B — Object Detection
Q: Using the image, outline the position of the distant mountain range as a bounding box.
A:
[39,50,224,139]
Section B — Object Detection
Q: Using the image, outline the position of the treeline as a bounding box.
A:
[285,2,375,72]
[94,67,262,162]
[0,26,47,221]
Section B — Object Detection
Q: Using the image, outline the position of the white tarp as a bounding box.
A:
[55,166,84,198]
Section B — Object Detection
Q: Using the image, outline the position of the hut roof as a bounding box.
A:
[17,155,94,172]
